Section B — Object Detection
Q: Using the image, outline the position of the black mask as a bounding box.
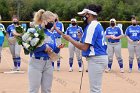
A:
[132,23,136,26]
[55,19,58,22]
[110,23,115,27]
[82,16,88,24]
[72,23,77,26]
[13,22,19,25]
[45,22,54,29]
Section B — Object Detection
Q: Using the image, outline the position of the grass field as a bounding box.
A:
[3,37,128,48]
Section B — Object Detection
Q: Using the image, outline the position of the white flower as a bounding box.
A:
[34,33,39,37]
[27,28,36,33]
[26,37,32,41]
[30,38,40,46]
[22,32,30,42]
[22,42,30,49]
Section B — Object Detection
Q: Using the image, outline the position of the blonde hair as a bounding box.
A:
[34,9,55,24]
[54,13,58,19]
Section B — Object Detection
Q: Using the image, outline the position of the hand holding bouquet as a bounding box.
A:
[15,25,25,45]
[17,26,45,55]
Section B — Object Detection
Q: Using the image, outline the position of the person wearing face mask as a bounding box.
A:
[6,16,22,71]
[28,9,64,93]
[62,4,107,93]
[105,18,124,73]
[65,18,83,72]
[51,14,64,71]
[125,16,140,73]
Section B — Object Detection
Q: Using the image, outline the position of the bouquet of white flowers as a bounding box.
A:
[19,26,45,55]
[15,25,25,45]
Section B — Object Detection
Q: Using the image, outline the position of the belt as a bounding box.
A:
[133,40,139,41]
[34,57,49,60]
[108,41,119,43]
[56,37,61,38]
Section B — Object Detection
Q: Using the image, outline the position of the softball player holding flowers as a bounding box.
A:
[6,16,22,71]
[28,9,64,93]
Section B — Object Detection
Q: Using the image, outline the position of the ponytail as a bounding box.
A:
[34,9,45,24]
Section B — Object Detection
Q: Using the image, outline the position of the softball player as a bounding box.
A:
[28,9,64,93]
[125,16,140,73]
[0,15,6,63]
[51,14,64,71]
[105,18,124,73]
[65,18,83,72]
[63,4,108,93]
[6,16,22,71]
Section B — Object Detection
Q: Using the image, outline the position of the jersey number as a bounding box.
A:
[132,33,137,36]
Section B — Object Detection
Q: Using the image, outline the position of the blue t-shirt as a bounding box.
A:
[65,25,83,41]
[81,21,107,57]
[6,24,15,37]
[0,23,5,46]
[53,21,64,38]
[125,25,140,41]
[105,26,123,43]
[31,29,60,58]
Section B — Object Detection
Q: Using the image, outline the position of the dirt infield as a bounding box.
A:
[0,48,140,93]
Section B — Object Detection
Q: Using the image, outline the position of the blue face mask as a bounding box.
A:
[45,22,54,29]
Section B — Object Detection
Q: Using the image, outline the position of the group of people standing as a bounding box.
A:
[0,3,140,93]
[105,16,140,73]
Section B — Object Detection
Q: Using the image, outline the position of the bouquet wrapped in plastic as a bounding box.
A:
[20,26,45,55]
[15,25,25,45]
[17,26,62,61]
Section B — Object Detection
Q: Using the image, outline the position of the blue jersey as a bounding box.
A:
[6,24,15,37]
[0,23,5,46]
[65,25,83,41]
[125,25,140,41]
[105,26,123,43]
[53,21,64,38]
[81,21,107,57]
[31,29,60,59]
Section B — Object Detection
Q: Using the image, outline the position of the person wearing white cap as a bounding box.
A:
[63,4,107,93]
[105,18,124,73]
[65,18,83,72]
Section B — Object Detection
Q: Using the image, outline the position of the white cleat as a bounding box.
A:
[79,67,83,72]
[52,67,55,71]
[105,68,111,73]
[57,67,60,71]
[16,67,20,71]
[138,68,140,73]
[120,68,124,73]
[129,68,132,73]
[11,67,17,71]
[69,67,73,72]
